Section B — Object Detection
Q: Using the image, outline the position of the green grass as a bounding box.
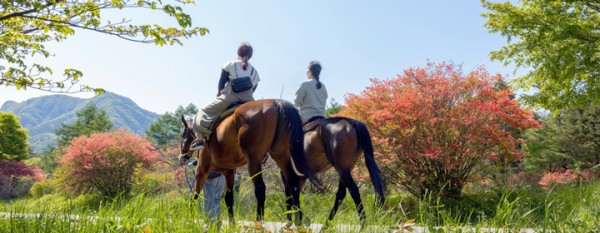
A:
[1,181,599,232]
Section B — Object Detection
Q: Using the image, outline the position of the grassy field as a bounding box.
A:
[1,181,599,232]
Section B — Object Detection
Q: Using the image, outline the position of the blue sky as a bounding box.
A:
[1,1,519,114]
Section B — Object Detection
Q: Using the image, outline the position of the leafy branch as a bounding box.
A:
[0,0,207,94]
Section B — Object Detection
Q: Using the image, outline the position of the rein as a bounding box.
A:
[184,161,196,199]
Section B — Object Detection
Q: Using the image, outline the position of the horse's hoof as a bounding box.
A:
[320,220,333,233]
[281,226,294,233]
[296,226,311,233]
[280,222,293,232]
[253,220,263,229]
[253,221,271,232]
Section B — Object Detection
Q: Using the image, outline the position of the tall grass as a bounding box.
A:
[1,181,599,232]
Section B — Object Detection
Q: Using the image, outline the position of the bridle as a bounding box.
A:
[179,127,196,163]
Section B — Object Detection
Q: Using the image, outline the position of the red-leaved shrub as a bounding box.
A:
[58,129,159,197]
[340,63,540,199]
[539,169,579,190]
[0,160,45,199]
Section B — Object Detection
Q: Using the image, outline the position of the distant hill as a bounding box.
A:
[1,92,160,154]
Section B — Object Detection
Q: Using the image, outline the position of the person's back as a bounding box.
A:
[219,60,259,102]
[190,42,259,150]
[295,61,328,123]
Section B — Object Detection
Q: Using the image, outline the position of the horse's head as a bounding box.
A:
[178,115,196,165]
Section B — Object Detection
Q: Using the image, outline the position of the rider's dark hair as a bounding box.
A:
[238,42,253,70]
[309,61,322,89]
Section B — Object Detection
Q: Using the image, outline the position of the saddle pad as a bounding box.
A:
[303,118,324,133]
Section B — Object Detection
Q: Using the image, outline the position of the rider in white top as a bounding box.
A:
[294,61,328,123]
[190,43,260,150]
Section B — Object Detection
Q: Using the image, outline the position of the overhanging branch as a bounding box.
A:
[0,0,64,21]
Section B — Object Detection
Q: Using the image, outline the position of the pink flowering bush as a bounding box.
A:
[539,169,579,190]
[57,129,159,197]
[0,160,45,199]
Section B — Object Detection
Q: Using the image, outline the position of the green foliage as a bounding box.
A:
[0,112,29,160]
[30,180,55,199]
[1,181,600,232]
[130,168,178,196]
[28,146,62,177]
[325,98,343,117]
[146,103,197,148]
[524,104,600,173]
[0,0,207,94]
[482,0,600,113]
[55,103,113,147]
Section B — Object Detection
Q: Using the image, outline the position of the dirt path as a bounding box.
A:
[1,212,537,232]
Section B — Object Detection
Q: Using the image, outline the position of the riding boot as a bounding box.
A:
[190,137,207,151]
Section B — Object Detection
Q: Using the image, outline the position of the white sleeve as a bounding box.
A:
[294,83,305,109]
[221,61,235,76]
[252,69,260,86]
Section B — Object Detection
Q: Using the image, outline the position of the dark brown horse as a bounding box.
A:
[283,117,385,226]
[179,99,319,224]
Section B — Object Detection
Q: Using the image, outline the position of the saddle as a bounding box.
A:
[207,101,246,134]
[303,116,325,133]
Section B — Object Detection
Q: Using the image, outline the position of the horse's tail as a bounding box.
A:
[352,119,386,206]
[275,100,321,186]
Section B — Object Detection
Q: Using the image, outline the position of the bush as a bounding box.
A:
[0,160,45,199]
[340,63,540,199]
[57,129,159,197]
[0,176,35,199]
[30,181,55,198]
[131,167,178,195]
[539,169,579,190]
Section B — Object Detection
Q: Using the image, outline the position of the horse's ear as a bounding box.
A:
[181,115,188,128]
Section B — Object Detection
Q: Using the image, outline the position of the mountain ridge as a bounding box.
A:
[0,92,160,154]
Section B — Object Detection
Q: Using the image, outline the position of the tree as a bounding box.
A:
[325,98,343,117]
[55,103,113,147]
[146,103,197,148]
[1,0,207,93]
[57,129,158,197]
[28,146,62,177]
[482,0,600,113]
[0,160,45,199]
[0,112,29,161]
[524,104,600,173]
[340,63,540,199]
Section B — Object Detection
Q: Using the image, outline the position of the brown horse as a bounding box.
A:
[283,117,386,226]
[178,99,319,224]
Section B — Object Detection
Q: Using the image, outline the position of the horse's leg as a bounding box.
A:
[280,171,294,224]
[328,178,347,222]
[340,170,366,225]
[224,169,235,223]
[247,161,266,222]
[193,150,211,200]
[288,171,303,225]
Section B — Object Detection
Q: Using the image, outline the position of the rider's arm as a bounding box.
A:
[217,69,229,95]
[294,83,306,109]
